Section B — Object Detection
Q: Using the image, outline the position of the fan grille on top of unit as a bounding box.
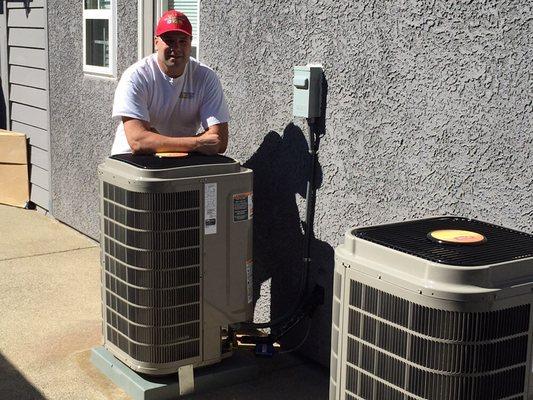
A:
[343,280,530,400]
[352,217,533,266]
[102,183,202,364]
[110,153,236,169]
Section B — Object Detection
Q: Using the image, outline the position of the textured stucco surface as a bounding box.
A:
[48,1,532,369]
[49,0,137,238]
[200,0,533,366]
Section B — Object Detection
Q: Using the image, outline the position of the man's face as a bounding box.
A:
[154,31,192,77]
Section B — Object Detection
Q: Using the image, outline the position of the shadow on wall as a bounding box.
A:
[243,123,334,347]
[0,352,46,399]
[0,79,6,130]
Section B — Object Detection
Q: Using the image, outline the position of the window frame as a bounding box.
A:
[82,1,117,76]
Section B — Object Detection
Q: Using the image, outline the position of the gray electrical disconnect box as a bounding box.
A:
[292,64,323,118]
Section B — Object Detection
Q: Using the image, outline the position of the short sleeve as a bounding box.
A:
[199,71,230,129]
[112,69,151,123]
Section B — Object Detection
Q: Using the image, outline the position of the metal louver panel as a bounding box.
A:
[106,325,199,363]
[98,153,253,376]
[330,271,343,400]
[102,183,201,364]
[105,290,199,326]
[343,280,530,400]
[103,182,199,209]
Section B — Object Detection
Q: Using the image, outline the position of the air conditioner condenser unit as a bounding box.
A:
[98,153,253,376]
[330,217,533,400]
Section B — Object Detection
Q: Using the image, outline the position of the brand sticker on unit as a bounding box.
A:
[233,192,253,222]
[204,183,217,235]
[246,259,253,304]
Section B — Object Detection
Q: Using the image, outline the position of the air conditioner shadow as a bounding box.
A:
[243,123,334,363]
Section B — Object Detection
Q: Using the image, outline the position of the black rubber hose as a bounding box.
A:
[303,119,320,292]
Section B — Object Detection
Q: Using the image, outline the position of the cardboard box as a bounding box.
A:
[0,130,29,207]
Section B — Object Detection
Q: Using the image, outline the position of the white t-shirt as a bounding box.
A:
[111,54,230,154]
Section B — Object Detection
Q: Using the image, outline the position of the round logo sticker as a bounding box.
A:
[428,229,486,245]
[156,152,188,158]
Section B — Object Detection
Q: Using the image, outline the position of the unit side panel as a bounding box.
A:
[331,258,348,400]
[200,178,221,364]
[202,171,253,363]
[526,306,533,400]
[225,174,253,318]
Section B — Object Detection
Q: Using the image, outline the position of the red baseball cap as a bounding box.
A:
[155,10,192,37]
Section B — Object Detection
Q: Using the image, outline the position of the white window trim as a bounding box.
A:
[191,0,200,59]
[83,2,117,77]
[137,0,154,60]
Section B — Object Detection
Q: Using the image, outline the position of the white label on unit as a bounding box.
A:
[246,259,253,304]
[204,183,217,235]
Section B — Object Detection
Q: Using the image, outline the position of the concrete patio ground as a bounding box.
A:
[0,204,329,400]
[1,204,531,400]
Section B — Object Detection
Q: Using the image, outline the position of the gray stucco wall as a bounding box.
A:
[200,1,532,366]
[47,1,532,369]
[49,1,137,238]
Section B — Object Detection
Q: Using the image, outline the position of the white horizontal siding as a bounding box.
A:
[30,164,49,191]
[7,0,45,8]
[8,28,46,48]
[30,184,49,208]
[10,65,47,89]
[9,47,47,69]
[10,84,47,109]
[30,146,50,171]
[6,1,50,212]
[11,102,48,130]
[8,8,45,28]
[11,121,49,151]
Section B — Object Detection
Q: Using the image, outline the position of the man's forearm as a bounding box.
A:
[123,117,225,155]
[128,129,199,154]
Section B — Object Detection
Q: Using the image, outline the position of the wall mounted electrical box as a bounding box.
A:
[292,64,323,118]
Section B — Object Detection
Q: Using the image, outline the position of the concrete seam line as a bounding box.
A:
[0,246,99,262]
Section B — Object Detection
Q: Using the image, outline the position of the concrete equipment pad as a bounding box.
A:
[92,346,285,400]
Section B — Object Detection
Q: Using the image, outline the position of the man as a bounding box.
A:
[111,10,229,155]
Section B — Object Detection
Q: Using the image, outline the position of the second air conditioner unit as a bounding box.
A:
[98,153,253,375]
[330,217,533,400]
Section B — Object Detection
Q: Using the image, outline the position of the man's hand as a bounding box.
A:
[194,123,228,155]
[195,131,221,155]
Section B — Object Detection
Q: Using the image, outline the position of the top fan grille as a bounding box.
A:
[352,217,533,266]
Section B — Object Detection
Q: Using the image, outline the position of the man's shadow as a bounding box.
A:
[244,123,334,364]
